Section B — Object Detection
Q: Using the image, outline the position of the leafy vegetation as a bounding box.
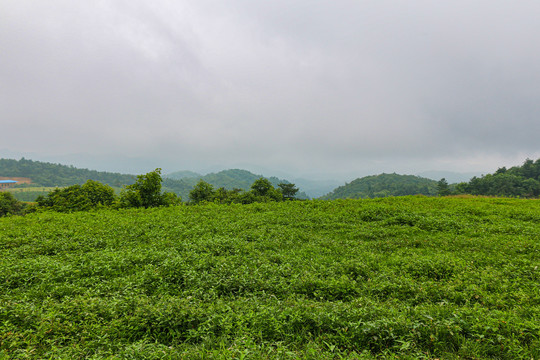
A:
[321,173,438,199]
[32,170,180,212]
[0,192,24,216]
[1,159,307,201]
[456,158,540,198]
[0,158,135,187]
[35,180,116,212]
[0,197,539,358]
[6,187,59,202]
[119,169,180,208]
[189,178,299,204]
[165,169,309,200]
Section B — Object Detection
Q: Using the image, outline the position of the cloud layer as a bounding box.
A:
[2,0,540,178]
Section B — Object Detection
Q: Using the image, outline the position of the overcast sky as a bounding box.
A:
[1,0,540,180]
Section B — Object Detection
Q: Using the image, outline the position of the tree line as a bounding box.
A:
[445,158,540,198]
[0,169,300,216]
[0,158,135,187]
[188,178,299,204]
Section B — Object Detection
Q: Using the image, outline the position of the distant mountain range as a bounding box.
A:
[5,157,534,202]
[164,169,310,200]
[0,158,310,201]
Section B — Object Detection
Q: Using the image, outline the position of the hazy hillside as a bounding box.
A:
[455,158,540,198]
[0,158,309,201]
[0,158,135,187]
[321,173,438,199]
[416,170,479,184]
[165,169,309,199]
[0,158,194,201]
[289,178,342,198]
[166,170,202,179]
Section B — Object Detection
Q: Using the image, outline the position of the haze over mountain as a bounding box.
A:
[416,171,480,184]
[164,169,309,199]
[2,2,540,178]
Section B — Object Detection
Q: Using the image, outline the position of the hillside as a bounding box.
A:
[165,168,309,199]
[456,158,540,198]
[0,158,194,201]
[0,158,307,202]
[321,173,438,199]
[166,170,202,179]
[1,197,538,358]
[0,158,135,187]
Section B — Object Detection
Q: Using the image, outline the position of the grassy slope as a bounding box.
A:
[0,197,539,359]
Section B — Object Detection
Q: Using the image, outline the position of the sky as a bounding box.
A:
[1,0,540,180]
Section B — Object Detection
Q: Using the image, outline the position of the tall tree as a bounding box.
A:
[278,183,299,200]
[189,180,215,204]
[251,178,274,197]
[437,178,451,196]
[120,169,167,208]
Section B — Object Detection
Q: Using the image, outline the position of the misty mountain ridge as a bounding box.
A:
[416,170,481,184]
[165,169,310,199]
[166,170,202,179]
[0,158,310,200]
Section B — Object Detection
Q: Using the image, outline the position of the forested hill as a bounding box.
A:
[455,158,540,198]
[320,173,438,200]
[165,169,309,199]
[0,158,136,187]
[0,158,307,200]
[166,169,284,190]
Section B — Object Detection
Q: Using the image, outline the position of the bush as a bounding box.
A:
[0,191,23,216]
[36,180,116,212]
[119,169,180,208]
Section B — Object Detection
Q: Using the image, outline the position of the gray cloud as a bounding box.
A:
[1,0,540,179]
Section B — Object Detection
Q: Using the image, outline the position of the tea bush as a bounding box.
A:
[0,197,539,358]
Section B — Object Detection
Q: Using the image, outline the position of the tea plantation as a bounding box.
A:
[0,197,539,358]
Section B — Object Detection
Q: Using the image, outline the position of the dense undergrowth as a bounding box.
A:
[0,197,539,358]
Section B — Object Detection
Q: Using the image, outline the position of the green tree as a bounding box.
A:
[437,178,451,196]
[213,187,231,204]
[36,180,116,212]
[81,180,116,206]
[189,180,215,204]
[161,191,182,206]
[251,178,274,197]
[120,169,166,208]
[0,192,23,216]
[278,183,299,200]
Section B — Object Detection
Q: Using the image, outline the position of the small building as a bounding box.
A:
[0,180,18,190]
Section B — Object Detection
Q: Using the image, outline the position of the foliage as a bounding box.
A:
[119,169,180,208]
[1,197,539,358]
[35,180,116,212]
[1,158,309,201]
[0,157,192,201]
[188,180,215,204]
[321,173,438,199]
[7,187,59,202]
[279,182,299,200]
[0,157,135,187]
[247,178,283,202]
[437,178,451,196]
[189,178,297,205]
[0,191,23,216]
[166,168,309,200]
[456,159,540,198]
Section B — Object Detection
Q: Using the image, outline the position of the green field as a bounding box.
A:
[0,197,539,359]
